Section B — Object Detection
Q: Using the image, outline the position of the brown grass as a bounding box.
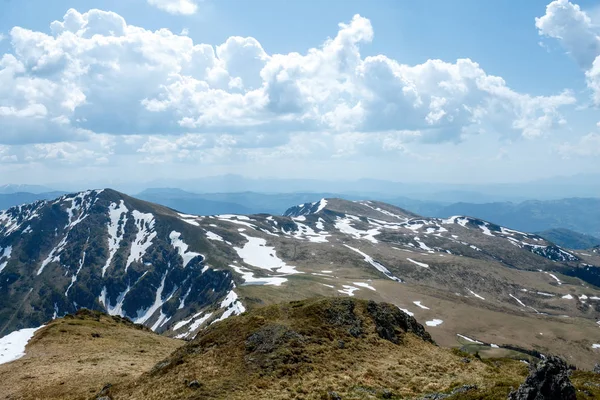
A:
[112,298,528,400]
[0,310,182,400]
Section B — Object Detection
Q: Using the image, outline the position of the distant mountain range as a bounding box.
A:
[136,188,600,241]
[0,184,57,194]
[2,190,600,370]
[2,186,599,246]
[536,229,600,250]
[0,192,67,211]
[430,198,600,239]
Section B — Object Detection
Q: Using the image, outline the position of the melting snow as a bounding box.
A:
[315,199,328,213]
[562,294,574,300]
[344,245,402,282]
[206,231,224,242]
[509,294,539,313]
[0,245,12,273]
[335,216,380,243]
[353,282,376,291]
[234,233,299,274]
[229,264,287,286]
[425,319,443,327]
[457,334,483,344]
[398,307,414,316]
[407,258,429,268]
[0,326,44,365]
[545,272,562,285]
[126,211,157,271]
[338,285,359,296]
[214,290,246,323]
[187,312,214,333]
[414,237,433,252]
[38,235,69,275]
[479,223,494,237]
[468,290,485,300]
[65,250,86,296]
[178,213,200,226]
[134,271,176,327]
[103,200,128,277]
[169,231,203,268]
[413,301,429,310]
[593,344,600,349]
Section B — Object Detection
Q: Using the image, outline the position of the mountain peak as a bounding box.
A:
[284,198,417,222]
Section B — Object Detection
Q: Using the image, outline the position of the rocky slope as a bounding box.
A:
[2,191,600,368]
[104,298,532,400]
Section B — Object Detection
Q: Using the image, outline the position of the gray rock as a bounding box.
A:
[188,380,201,389]
[508,356,576,400]
[593,363,600,374]
[327,391,342,400]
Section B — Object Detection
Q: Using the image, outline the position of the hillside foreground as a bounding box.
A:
[3,298,600,399]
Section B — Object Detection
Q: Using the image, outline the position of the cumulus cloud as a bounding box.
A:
[147,0,198,15]
[557,132,600,157]
[536,0,600,104]
[0,8,576,157]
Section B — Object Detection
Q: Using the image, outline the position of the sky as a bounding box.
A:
[0,0,599,186]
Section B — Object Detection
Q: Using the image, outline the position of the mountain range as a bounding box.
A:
[1,189,600,370]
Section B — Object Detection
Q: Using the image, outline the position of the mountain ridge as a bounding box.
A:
[2,189,600,368]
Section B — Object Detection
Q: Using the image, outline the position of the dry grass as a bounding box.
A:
[0,310,182,400]
[112,298,528,400]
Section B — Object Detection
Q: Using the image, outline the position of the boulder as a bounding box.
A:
[508,356,576,400]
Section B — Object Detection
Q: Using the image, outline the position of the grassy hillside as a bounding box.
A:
[112,298,531,400]
[0,310,181,400]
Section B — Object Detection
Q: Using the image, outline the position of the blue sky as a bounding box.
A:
[0,0,598,186]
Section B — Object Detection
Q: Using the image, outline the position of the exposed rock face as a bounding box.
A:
[508,356,576,400]
[366,300,434,344]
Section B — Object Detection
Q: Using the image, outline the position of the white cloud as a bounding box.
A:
[536,0,600,104]
[147,0,198,15]
[0,9,576,156]
[557,132,600,157]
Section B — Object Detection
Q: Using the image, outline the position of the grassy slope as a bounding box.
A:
[112,298,529,400]
[0,310,182,400]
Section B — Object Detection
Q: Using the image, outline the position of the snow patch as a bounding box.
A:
[468,290,485,300]
[0,325,44,365]
[425,319,443,327]
[126,211,157,271]
[234,233,299,275]
[407,258,429,268]
[338,285,359,296]
[229,264,287,286]
[413,301,429,310]
[344,245,402,282]
[457,334,483,344]
[169,231,203,268]
[353,282,376,291]
[103,200,128,277]
[0,245,12,273]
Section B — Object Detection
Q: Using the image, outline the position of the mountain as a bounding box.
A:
[2,191,600,368]
[121,173,600,201]
[536,228,600,250]
[432,198,600,238]
[0,191,67,211]
[136,188,255,215]
[0,184,57,194]
[136,188,365,215]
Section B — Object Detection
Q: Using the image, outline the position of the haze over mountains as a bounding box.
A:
[2,180,599,249]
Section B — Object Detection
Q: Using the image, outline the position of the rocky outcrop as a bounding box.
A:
[366,300,434,344]
[508,356,576,400]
